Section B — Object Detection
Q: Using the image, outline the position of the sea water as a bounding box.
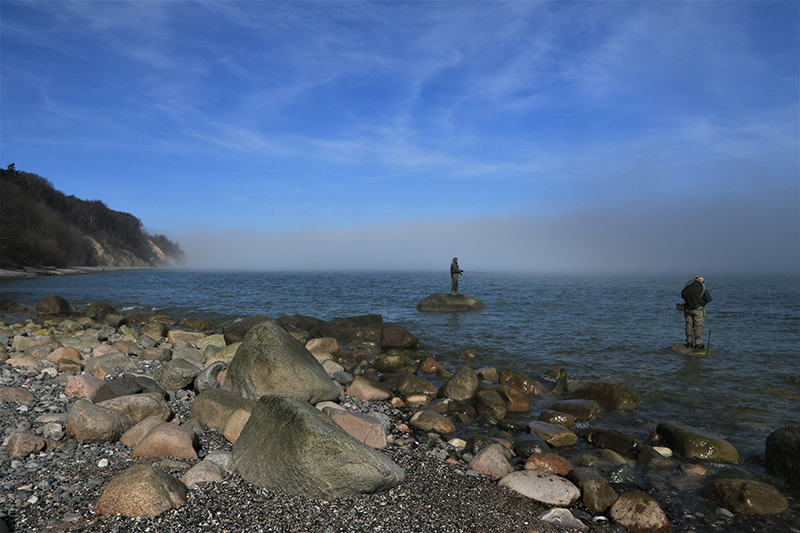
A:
[1,270,798,457]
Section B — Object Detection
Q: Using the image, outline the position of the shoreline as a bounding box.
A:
[1,298,798,532]
[0,266,155,278]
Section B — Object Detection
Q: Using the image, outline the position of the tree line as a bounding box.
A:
[0,164,184,268]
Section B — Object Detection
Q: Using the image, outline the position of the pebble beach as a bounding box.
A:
[0,291,798,533]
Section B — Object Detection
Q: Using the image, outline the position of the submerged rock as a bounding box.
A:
[703,478,788,514]
[416,293,485,312]
[656,421,740,464]
[765,426,800,489]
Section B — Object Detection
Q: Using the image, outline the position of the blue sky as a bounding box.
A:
[2,1,798,274]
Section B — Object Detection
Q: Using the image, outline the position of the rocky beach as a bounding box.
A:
[0,293,798,533]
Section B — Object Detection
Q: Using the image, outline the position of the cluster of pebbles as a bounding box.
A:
[0,302,797,533]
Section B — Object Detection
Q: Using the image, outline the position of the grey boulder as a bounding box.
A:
[232,394,405,499]
[222,321,340,404]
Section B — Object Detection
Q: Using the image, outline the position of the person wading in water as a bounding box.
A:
[681,276,712,350]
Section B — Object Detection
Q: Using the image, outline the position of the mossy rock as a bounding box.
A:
[670,343,715,355]
[416,293,485,312]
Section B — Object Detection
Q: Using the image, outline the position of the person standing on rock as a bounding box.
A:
[681,276,712,350]
[450,257,463,294]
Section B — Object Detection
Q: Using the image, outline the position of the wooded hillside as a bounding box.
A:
[0,164,184,269]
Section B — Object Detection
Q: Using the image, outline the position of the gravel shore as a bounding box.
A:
[1,303,797,533]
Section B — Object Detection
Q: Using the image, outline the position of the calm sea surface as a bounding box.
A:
[2,270,798,457]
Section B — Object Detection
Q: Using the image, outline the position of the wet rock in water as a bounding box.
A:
[566,381,642,411]
[222,314,271,344]
[568,467,619,512]
[490,385,530,413]
[394,373,438,397]
[524,453,574,477]
[656,420,741,464]
[420,356,452,377]
[550,399,602,420]
[380,322,419,350]
[498,470,581,507]
[94,376,169,403]
[765,426,800,489]
[416,293,486,312]
[36,294,71,317]
[409,410,456,435]
[475,389,507,419]
[232,394,405,499]
[97,392,173,423]
[637,445,677,470]
[223,320,341,403]
[609,492,671,533]
[438,366,481,402]
[586,426,643,456]
[702,478,789,514]
[498,368,547,397]
[94,464,188,518]
[539,409,576,428]
[496,418,526,434]
[132,422,200,460]
[527,420,578,447]
[66,399,136,444]
[372,353,414,373]
[468,443,515,480]
[82,302,118,322]
[514,434,551,459]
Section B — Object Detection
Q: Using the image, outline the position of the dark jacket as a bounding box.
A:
[681,281,712,310]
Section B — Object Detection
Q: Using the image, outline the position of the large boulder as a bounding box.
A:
[36,295,71,317]
[765,426,800,489]
[656,421,740,464]
[566,381,641,411]
[222,321,341,404]
[416,293,485,312]
[232,394,405,499]
[94,464,188,518]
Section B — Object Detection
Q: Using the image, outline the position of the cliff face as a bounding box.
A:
[0,165,184,269]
